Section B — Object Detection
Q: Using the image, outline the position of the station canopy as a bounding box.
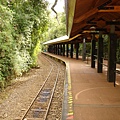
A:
[43,35,69,45]
[44,0,120,45]
[43,34,80,45]
[66,0,120,38]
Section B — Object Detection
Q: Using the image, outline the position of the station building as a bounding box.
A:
[44,0,120,85]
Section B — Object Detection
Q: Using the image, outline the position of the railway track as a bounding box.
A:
[21,54,65,120]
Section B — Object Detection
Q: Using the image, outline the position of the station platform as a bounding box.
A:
[42,52,120,120]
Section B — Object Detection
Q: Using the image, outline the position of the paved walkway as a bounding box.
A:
[43,52,120,120]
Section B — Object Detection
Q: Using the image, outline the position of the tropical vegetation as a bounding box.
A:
[0,0,50,89]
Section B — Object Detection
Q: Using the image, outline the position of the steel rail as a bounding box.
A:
[44,60,60,120]
[22,55,54,120]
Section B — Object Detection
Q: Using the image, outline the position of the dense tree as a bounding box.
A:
[0,0,49,89]
[0,4,15,88]
[43,11,66,41]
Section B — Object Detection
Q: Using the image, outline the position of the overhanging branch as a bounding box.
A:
[51,0,60,24]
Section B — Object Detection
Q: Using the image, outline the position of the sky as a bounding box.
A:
[47,0,65,14]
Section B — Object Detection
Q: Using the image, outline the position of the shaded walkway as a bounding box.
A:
[69,59,120,120]
[43,52,120,120]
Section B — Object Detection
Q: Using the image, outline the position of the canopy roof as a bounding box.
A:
[44,0,120,45]
[66,0,120,38]
[43,35,69,45]
[43,34,81,45]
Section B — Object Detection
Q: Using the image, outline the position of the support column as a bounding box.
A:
[70,43,73,58]
[91,35,96,68]
[76,43,79,60]
[54,45,56,54]
[48,45,50,52]
[55,44,57,54]
[63,43,65,56]
[60,44,62,55]
[58,44,60,55]
[57,44,58,55]
[53,45,55,54]
[52,45,54,53]
[107,25,117,82]
[97,32,103,73]
[82,38,86,61]
[66,43,69,57]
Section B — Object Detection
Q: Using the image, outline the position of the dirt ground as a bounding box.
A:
[0,53,51,120]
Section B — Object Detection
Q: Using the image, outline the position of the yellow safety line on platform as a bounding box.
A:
[66,62,74,120]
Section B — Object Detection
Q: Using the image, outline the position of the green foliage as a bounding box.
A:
[0,5,15,88]
[44,12,66,41]
[0,0,49,89]
[13,49,32,76]
[32,40,41,66]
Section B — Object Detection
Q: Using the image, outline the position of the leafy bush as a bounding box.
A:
[0,0,49,89]
[0,5,15,88]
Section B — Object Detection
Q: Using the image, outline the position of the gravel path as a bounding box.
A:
[0,53,52,120]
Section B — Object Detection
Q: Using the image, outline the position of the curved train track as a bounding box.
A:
[21,54,65,120]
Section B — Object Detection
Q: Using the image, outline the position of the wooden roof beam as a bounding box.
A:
[97,0,112,9]
[82,28,107,31]
[74,6,120,24]
[74,0,113,24]
[98,6,120,12]
[74,8,98,24]
[106,21,120,25]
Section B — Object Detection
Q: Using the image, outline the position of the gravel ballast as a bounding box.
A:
[0,53,56,120]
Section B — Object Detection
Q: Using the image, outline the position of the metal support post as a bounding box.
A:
[66,43,69,57]
[82,38,86,61]
[97,31,103,73]
[53,45,55,54]
[57,44,58,55]
[76,43,79,60]
[107,25,117,82]
[55,44,57,54]
[58,44,60,55]
[70,43,73,58]
[63,44,65,56]
[91,35,96,68]
[60,44,62,55]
